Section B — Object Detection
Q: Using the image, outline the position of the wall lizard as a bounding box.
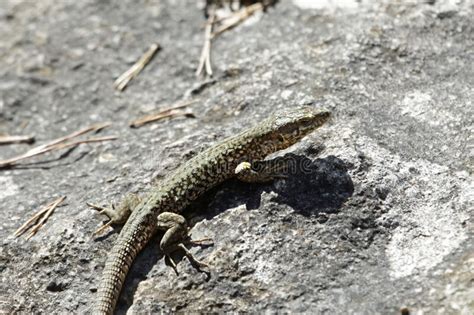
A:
[91,106,330,314]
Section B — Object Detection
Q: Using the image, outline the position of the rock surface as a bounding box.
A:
[0,0,472,314]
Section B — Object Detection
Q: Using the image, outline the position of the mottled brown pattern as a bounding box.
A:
[93,106,330,314]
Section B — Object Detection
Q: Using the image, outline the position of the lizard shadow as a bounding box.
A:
[194,153,354,219]
[115,153,353,313]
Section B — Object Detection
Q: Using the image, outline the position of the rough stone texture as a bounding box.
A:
[1,0,472,314]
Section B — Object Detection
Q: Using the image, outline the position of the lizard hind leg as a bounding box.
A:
[88,193,141,235]
[157,212,212,275]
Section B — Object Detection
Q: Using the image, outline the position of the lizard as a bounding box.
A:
[90,106,331,314]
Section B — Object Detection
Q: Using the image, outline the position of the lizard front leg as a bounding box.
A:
[235,156,292,183]
[157,212,213,275]
[88,194,141,235]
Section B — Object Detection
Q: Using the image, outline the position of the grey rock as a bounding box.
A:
[0,0,472,314]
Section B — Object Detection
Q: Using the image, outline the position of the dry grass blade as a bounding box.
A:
[0,135,35,145]
[196,11,216,77]
[129,99,198,128]
[14,196,66,240]
[26,196,66,240]
[130,109,193,128]
[0,123,113,168]
[114,43,161,91]
[212,3,264,38]
[14,201,55,237]
[53,136,118,150]
[196,3,263,77]
[39,122,111,149]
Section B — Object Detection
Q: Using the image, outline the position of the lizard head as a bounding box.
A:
[269,106,331,149]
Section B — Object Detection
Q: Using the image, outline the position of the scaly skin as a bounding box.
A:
[93,106,330,314]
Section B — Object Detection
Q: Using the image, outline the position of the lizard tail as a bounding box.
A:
[93,220,152,315]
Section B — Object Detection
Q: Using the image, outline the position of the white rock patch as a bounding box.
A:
[324,124,470,279]
[0,176,19,200]
[399,90,459,126]
[293,0,359,10]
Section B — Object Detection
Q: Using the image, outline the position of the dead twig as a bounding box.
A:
[0,135,35,145]
[51,136,119,151]
[196,11,216,77]
[113,43,161,91]
[14,196,66,240]
[129,99,198,128]
[196,3,264,77]
[212,3,263,38]
[0,123,115,168]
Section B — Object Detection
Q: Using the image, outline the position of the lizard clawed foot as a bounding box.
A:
[87,194,141,236]
[177,243,210,272]
[164,244,210,276]
[158,212,212,274]
[87,202,117,235]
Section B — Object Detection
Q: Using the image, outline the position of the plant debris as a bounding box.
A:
[129,99,198,128]
[113,43,161,91]
[0,123,116,168]
[0,135,35,145]
[197,1,274,76]
[14,196,67,240]
[196,11,216,77]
